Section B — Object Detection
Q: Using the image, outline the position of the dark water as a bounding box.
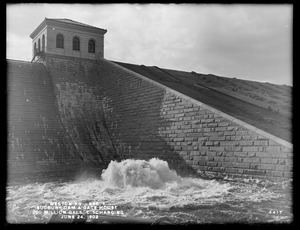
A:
[6,158,292,224]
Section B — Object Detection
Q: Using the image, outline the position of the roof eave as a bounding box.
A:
[30,18,47,39]
[45,18,107,35]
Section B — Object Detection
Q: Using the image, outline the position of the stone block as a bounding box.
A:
[207,123,218,127]
[234,152,247,157]
[233,162,250,169]
[174,146,182,151]
[222,162,233,168]
[203,132,218,137]
[270,152,288,159]
[183,108,194,112]
[243,158,260,163]
[285,165,292,171]
[201,119,214,123]
[197,161,206,166]
[207,162,218,167]
[281,146,292,152]
[225,168,237,173]
[265,146,281,153]
[174,113,185,118]
[274,165,286,171]
[237,158,243,163]
[284,171,292,177]
[224,131,236,136]
[203,128,211,132]
[213,156,224,162]
[218,122,230,127]
[236,131,248,136]
[248,152,256,157]
[268,140,280,146]
[224,157,236,162]
[285,159,293,165]
[204,141,214,146]
[215,127,227,132]
[249,164,258,170]
[230,136,242,141]
[209,146,225,151]
[227,126,239,131]
[209,136,226,141]
[253,140,269,146]
[220,141,239,146]
[190,151,200,156]
[182,146,194,151]
[225,146,242,151]
[261,158,278,164]
[272,171,284,177]
[255,152,271,158]
[258,164,275,170]
[198,146,209,151]
[213,167,225,172]
[242,146,258,152]
[198,166,207,171]
[239,141,254,146]
[243,169,266,176]
[174,138,184,142]
[207,151,217,157]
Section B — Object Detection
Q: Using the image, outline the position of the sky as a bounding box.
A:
[6,3,292,86]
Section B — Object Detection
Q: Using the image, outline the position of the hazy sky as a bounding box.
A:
[6,3,292,86]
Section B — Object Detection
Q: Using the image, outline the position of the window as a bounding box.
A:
[88,39,95,53]
[38,38,41,52]
[73,37,80,51]
[42,34,45,51]
[34,42,37,55]
[56,34,64,48]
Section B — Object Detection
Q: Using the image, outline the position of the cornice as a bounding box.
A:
[30,18,107,40]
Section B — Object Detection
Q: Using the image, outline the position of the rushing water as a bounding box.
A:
[6,158,292,224]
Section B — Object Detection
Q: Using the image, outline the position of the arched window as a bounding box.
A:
[38,38,41,52]
[88,39,95,53]
[56,34,64,48]
[73,37,80,51]
[34,42,37,55]
[42,34,45,51]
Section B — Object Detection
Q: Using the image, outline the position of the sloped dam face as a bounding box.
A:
[7,57,293,224]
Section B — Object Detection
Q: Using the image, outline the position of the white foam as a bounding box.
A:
[100,158,182,189]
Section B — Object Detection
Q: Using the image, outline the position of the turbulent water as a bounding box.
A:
[6,158,292,224]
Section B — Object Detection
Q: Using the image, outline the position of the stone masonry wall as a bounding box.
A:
[159,91,293,179]
[96,59,293,180]
[7,60,82,179]
[46,54,120,171]
[9,55,291,180]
